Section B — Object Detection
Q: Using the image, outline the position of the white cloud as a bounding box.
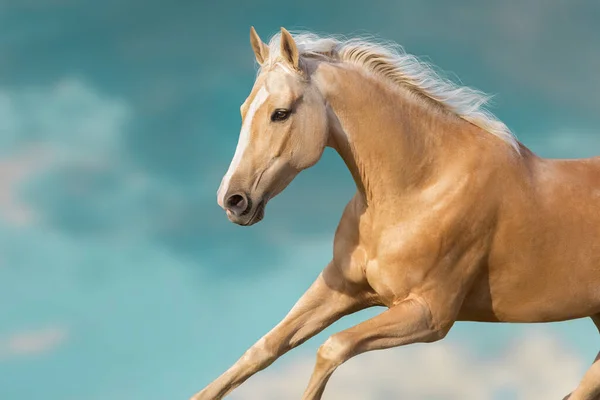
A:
[0,78,133,227]
[230,331,585,400]
[0,78,131,159]
[0,326,68,360]
[0,146,53,226]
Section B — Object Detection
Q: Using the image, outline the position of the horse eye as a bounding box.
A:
[271,109,291,122]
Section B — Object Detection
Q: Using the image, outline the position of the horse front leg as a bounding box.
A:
[190,261,371,400]
[563,351,600,400]
[301,295,453,400]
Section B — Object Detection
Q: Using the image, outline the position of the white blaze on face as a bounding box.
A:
[217,86,270,208]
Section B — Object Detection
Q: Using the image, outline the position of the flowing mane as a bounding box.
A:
[260,30,519,152]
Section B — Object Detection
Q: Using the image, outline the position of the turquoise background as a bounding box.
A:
[1,1,599,399]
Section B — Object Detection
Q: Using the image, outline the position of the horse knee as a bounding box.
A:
[242,337,278,366]
[316,333,354,368]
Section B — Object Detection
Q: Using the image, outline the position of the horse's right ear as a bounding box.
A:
[250,26,269,66]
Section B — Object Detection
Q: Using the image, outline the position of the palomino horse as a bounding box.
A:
[194,27,600,400]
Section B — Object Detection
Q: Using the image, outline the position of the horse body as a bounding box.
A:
[194,27,600,400]
[477,154,600,323]
[446,155,598,323]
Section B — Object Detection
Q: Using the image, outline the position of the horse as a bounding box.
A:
[192,26,600,400]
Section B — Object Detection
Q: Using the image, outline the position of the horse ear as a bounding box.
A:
[279,27,299,70]
[250,26,269,65]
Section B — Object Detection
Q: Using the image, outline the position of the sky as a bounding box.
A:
[1,1,600,399]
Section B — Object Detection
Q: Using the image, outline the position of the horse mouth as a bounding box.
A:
[242,200,266,226]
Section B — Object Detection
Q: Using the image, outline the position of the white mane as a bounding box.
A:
[260,31,519,152]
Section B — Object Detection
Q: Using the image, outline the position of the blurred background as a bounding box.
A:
[1,1,599,399]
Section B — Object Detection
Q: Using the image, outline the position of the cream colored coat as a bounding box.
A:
[194,27,600,400]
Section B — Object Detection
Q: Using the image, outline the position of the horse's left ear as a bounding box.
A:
[279,27,299,70]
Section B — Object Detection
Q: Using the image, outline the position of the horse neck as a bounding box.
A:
[314,62,470,207]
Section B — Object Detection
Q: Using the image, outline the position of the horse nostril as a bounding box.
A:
[226,194,245,209]
[225,193,250,216]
